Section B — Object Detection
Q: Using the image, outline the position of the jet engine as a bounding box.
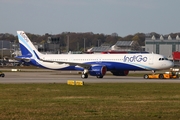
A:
[89,65,107,77]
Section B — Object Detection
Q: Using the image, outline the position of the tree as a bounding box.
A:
[132,35,140,41]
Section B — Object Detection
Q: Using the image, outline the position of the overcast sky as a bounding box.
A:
[0,0,180,36]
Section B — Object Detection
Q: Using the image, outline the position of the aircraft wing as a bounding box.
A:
[40,59,91,69]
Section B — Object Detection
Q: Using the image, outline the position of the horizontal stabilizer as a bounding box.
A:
[15,56,31,62]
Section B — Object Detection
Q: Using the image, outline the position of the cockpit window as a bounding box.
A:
[159,57,168,61]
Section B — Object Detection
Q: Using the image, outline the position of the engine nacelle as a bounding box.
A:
[89,65,107,76]
[111,70,129,76]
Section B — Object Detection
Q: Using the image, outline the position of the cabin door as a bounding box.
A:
[149,55,154,65]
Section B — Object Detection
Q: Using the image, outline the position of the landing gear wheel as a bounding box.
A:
[97,76,103,78]
[159,74,164,79]
[81,73,88,79]
[144,74,149,79]
[0,73,5,77]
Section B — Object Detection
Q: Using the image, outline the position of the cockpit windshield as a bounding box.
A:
[159,57,168,61]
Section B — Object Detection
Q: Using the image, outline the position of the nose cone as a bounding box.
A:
[167,61,174,68]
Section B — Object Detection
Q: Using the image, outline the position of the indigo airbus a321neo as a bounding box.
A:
[16,31,174,79]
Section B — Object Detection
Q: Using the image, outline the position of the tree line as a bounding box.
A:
[0,32,180,52]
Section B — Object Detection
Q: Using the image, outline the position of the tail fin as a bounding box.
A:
[17,31,42,59]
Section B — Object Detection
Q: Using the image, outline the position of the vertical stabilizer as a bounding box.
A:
[17,31,42,59]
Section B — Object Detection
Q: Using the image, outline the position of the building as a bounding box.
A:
[145,35,180,59]
[111,41,141,51]
[87,41,141,53]
[0,40,16,58]
[87,46,110,53]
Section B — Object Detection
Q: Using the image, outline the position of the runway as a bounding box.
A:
[0,71,180,83]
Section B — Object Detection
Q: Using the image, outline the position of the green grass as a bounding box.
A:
[0,83,180,120]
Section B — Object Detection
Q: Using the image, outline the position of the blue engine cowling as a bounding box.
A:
[89,65,107,76]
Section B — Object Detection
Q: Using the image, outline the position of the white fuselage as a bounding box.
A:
[33,53,173,71]
[16,30,174,78]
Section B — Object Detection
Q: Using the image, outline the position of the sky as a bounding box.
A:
[0,0,180,36]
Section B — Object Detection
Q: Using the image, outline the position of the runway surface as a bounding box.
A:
[0,71,180,84]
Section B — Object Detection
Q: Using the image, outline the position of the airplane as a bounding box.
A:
[16,31,174,79]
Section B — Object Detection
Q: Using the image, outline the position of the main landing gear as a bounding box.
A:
[81,69,104,79]
[81,73,88,78]
[81,69,88,79]
[96,75,103,78]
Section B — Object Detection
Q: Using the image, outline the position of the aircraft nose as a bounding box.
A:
[169,61,174,68]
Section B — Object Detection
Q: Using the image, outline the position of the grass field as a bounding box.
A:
[0,83,180,120]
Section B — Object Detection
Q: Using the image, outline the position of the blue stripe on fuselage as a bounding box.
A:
[27,59,154,71]
[86,61,152,70]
